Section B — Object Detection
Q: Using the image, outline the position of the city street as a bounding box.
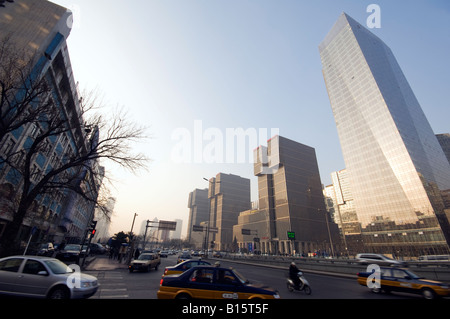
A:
[84,255,419,299]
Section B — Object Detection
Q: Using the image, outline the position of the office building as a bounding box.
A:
[234,135,339,256]
[325,170,362,255]
[319,13,450,256]
[436,134,450,164]
[207,173,251,251]
[187,188,209,246]
[0,0,102,248]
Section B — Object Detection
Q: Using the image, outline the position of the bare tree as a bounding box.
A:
[0,38,149,257]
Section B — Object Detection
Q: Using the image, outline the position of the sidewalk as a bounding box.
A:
[85,255,129,271]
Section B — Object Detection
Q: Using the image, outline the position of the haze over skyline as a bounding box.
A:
[49,0,450,239]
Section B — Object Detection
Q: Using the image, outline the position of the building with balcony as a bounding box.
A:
[0,0,102,251]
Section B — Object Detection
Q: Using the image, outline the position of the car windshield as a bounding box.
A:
[44,260,73,274]
[232,269,248,284]
[64,244,81,250]
[138,254,152,260]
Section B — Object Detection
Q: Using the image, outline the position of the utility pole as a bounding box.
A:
[127,213,138,265]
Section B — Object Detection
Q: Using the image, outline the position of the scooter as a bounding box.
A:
[287,271,312,295]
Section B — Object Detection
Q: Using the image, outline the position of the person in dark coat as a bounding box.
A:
[289,262,301,287]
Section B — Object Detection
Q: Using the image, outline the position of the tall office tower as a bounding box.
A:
[207,173,251,251]
[253,135,339,256]
[436,134,450,164]
[319,13,450,256]
[187,188,209,244]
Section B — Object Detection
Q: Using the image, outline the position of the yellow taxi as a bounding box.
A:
[357,266,450,299]
[163,259,210,277]
[158,265,280,299]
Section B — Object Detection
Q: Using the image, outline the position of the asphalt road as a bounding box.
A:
[85,255,420,299]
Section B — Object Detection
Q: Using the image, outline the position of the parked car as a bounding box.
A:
[129,253,161,273]
[89,243,106,255]
[37,243,55,257]
[163,259,211,277]
[355,253,406,267]
[55,244,83,263]
[0,255,98,299]
[357,266,450,299]
[158,265,280,299]
[160,251,169,258]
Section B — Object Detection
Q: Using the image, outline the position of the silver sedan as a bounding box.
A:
[0,255,98,299]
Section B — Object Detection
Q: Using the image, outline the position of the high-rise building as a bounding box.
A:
[187,188,209,245]
[319,13,450,256]
[436,134,450,164]
[324,169,361,255]
[0,0,102,249]
[234,135,339,256]
[207,173,251,251]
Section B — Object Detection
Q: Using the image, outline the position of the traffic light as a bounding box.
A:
[89,220,97,238]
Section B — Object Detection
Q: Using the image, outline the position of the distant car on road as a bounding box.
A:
[158,265,280,299]
[357,266,450,299]
[89,243,106,255]
[355,253,406,267]
[0,255,98,299]
[177,252,191,264]
[129,253,161,273]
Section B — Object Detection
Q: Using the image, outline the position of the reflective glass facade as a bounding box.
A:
[319,13,450,257]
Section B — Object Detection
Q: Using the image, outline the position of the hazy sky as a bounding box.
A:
[49,0,450,238]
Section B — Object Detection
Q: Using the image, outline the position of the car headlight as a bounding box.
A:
[81,281,94,288]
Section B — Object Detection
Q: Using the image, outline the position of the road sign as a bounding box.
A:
[209,227,218,233]
[158,220,177,231]
[192,225,204,232]
[287,231,295,240]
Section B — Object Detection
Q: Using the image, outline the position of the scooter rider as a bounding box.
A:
[289,262,301,288]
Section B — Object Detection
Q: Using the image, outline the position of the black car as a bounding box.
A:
[55,244,82,263]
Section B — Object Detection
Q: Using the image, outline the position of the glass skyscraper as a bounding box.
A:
[319,13,450,257]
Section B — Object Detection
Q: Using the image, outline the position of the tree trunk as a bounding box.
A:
[0,203,30,257]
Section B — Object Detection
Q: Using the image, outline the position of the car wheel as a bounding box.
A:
[421,288,436,300]
[176,293,191,300]
[48,286,70,299]
[371,287,382,294]
[154,264,159,271]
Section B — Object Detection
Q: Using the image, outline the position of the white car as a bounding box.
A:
[0,255,98,299]
[355,253,406,267]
